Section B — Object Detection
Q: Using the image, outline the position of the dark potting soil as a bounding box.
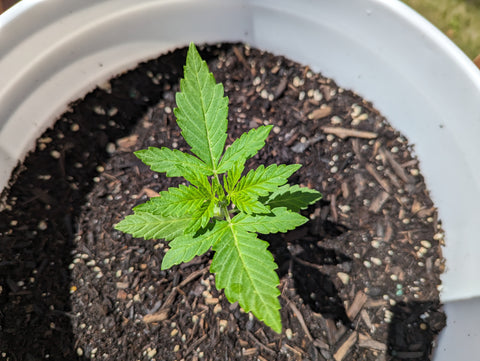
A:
[0,44,446,361]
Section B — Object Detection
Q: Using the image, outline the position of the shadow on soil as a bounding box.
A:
[0,48,190,360]
[387,301,446,360]
[267,216,353,327]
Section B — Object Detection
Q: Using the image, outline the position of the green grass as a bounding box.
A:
[402,0,480,58]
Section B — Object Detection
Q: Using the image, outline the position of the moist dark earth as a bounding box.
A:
[0,44,446,361]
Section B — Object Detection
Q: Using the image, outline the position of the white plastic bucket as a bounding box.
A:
[1,1,480,359]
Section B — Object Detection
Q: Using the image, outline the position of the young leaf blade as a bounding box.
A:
[224,161,244,194]
[217,125,273,173]
[150,185,210,217]
[262,184,323,212]
[174,43,228,172]
[211,226,282,333]
[230,193,270,214]
[114,213,193,241]
[232,207,308,234]
[132,197,163,214]
[162,221,229,269]
[231,163,301,200]
[185,197,216,234]
[135,147,212,177]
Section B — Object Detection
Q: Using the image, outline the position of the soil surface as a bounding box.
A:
[0,44,446,361]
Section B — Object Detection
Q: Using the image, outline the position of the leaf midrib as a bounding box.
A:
[193,60,218,174]
[227,222,270,311]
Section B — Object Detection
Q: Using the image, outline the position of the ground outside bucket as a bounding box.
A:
[1,0,480,359]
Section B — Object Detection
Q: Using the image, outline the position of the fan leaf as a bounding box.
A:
[262,184,323,212]
[224,161,244,194]
[150,185,210,217]
[162,221,229,269]
[185,197,216,234]
[232,207,307,234]
[114,213,192,241]
[218,125,272,173]
[135,147,212,177]
[174,43,228,172]
[231,163,301,201]
[230,193,271,214]
[211,224,282,333]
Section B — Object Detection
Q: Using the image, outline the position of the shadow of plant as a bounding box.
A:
[266,216,353,327]
[387,301,446,359]
[0,47,192,361]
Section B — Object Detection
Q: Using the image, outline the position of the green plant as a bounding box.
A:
[115,43,322,333]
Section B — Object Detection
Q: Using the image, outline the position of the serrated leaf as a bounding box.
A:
[115,43,324,335]
[185,197,216,234]
[132,197,163,214]
[224,161,244,194]
[218,125,272,173]
[161,221,229,269]
[135,147,212,177]
[114,213,193,241]
[232,207,308,234]
[232,163,301,200]
[211,173,225,200]
[211,225,282,333]
[175,165,212,193]
[230,193,270,214]
[174,43,228,172]
[151,184,209,217]
[262,184,322,212]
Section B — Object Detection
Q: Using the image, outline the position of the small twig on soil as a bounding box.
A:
[351,138,364,164]
[322,126,378,140]
[384,221,394,242]
[360,309,374,332]
[365,164,391,193]
[178,267,209,288]
[233,46,255,76]
[358,333,387,351]
[143,268,208,324]
[142,287,177,324]
[380,148,412,184]
[308,106,332,120]
[161,286,178,309]
[247,331,276,355]
[282,295,313,341]
[313,338,330,350]
[283,343,304,358]
[354,172,366,197]
[329,193,338,223]
[384,168,402,189]
[142,309,169,323]
[369,191,390,214]
[184,334,208,357]
[242,348,258,357]
[326,319,337,345]
[333,331,358,361]
[273,77,288,99]
[290,256,323,272]
[346,291,368,320]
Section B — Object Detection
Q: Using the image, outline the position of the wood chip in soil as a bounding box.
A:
[0,44,446,361]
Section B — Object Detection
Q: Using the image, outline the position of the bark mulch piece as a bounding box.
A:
[0,44,446,361]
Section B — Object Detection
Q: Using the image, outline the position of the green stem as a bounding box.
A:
[212,172,232,222]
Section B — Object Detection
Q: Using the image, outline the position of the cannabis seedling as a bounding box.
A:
[115,43,322,333]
